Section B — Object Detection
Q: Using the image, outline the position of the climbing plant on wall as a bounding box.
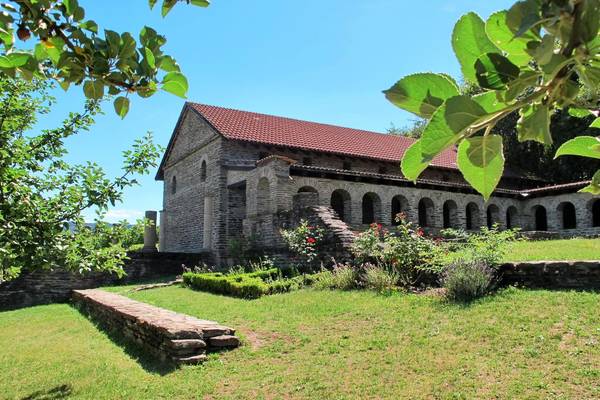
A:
[385,0,600,199]
[0,0,209,118]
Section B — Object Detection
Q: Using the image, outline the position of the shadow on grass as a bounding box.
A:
[71,304,179,376]
[20,384,72,400]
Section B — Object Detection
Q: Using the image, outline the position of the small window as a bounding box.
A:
[302,157,313,166]
[171,176,177,194]
[200,160,207,182]
[342,161,351,170]
[258,152,269,160]
[378,166,388,175]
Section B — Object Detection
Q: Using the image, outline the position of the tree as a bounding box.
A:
[0,77,161,282]
[384,0,600,199]
[0,0,210,117]
[386,120,426,139]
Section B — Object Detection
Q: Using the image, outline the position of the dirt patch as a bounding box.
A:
[239,328,296,350]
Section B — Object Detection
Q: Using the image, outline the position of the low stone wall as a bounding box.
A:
[72,289,239,365]
[499,260,600,290]
[0,252,210,311]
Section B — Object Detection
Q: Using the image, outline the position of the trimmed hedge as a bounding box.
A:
[182,269,318,299]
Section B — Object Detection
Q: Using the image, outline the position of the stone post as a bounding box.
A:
[142,210,158,253]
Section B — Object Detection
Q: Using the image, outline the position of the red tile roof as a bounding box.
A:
[188,103,458,169]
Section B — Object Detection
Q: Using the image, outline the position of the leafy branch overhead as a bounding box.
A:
[385,0,600,199]
[0,0,210,118]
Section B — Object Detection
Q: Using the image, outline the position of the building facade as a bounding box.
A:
[156,103,600,264]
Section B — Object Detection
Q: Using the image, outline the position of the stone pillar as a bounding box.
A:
[159,210,166,251]
[142,210,158,253]
[203,197,214,249]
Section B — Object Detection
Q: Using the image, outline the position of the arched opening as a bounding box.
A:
[506,206,519,229]
[294,186,319,208]
[362,192,381,224]
[418,198,434,227]
[256,177,270,215]
[442,200,458,229]
[593,199,600,227]
[171,176,177,195]
[465,202,480,230]
[557,202,577,229]
[298,186,318,194]
[533,205,548,231]
[486,204,500,229]
[331,189,351,223]
[200,160,207,182]
[391,195,409,225]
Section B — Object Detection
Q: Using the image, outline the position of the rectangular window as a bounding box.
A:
[342,161,351,170]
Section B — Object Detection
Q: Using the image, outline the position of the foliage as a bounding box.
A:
[0,77,161,282]
[385,0,600,199]
[280,219,325,264]
[352,217,443,287]
[183,267,318,298]
[363,263,399,293]
[0,0,210,117]
[386,119,426,138]
[442,259,496,302]
[313,264,358,291]
[442,226,519,268]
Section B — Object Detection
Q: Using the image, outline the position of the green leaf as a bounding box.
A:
[0,55,11,68]
[400,139,432,182]
[144,47,156,69]
[161,0,177,17]
[504,69,540,102]
[506,0,542,38]
[421,95,487,156]
[158,55,180,72]
[529,34,555,65]
[485,11,537,66]
[190,0,210,6]
[577,0,600,43]
[516,103,552,144]
[580,170,600,195]
[473,91,507,113]
[149,0,158,9]
[568,108,593,118]
[113,96,130,119]
[555,136,600,159]
[161,72,188,98]
[591,117,600,129]
[452,12,500,83]
[457,135,505,200]
[63,0,79,16]
[383,73,459,118]
[475,52,520,90]
[119,33,136,59]
[7,52,31,67]
[79,20,98,33]
[83,80,104,100]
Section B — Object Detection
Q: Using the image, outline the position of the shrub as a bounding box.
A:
[314,264,358,290]
[441,226,519,268]
[183,272,270,299]
[280,219,325,264]
[442,260,495,302]
[363,264,399,293]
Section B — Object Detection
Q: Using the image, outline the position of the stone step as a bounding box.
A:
[207,334,241,348]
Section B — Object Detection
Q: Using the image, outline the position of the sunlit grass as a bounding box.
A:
[1,286,598,399]
[504,238,600,262]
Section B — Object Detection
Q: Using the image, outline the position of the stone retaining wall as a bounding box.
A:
[0,252,210,311]
[72,289,239,365]
[499,260,600,290]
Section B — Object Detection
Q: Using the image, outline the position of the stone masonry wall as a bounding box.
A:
[499,261,600,290]
[0,252,209,311]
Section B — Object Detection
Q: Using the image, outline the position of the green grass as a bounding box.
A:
[1,287,599,399]
[504,238,600,262]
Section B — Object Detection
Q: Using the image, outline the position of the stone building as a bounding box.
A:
[156,103,600,264]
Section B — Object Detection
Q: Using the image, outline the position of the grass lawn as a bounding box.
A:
[1,286,599,399]
[503,238,600,262]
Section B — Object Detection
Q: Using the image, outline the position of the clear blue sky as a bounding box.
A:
[40,0,514,222]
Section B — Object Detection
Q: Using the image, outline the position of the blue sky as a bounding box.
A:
[40,0,514,222]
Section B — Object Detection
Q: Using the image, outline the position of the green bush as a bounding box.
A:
[183,272,269,299]
[314,264,358,290]
[442,260,495,302]
[363,264,399,293]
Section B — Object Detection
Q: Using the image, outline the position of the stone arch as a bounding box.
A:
[506,206,519,229]
[331,189,351,223]
[533,205,548,231]
[200,160,207,182]
[298,186,318,193]
[557,202,577,230]
[391,195,409,225]
[486,204,500,228]
[418,197,434,227]
[465,202,480,230]
[442,200,458,229]
[592,199,600,227]
[171,176,177,195]
[256,177,271,215]
[294,186,319,209]
[362,192,382,224]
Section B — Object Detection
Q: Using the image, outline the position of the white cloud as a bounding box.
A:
[103,209,145,223]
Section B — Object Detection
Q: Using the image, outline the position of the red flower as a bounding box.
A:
[416,228,424,237]
[306,237,316,244]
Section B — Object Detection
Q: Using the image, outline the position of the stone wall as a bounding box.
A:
[498,261,600,290]
[0,252,209,311]
[72,289,239,365]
